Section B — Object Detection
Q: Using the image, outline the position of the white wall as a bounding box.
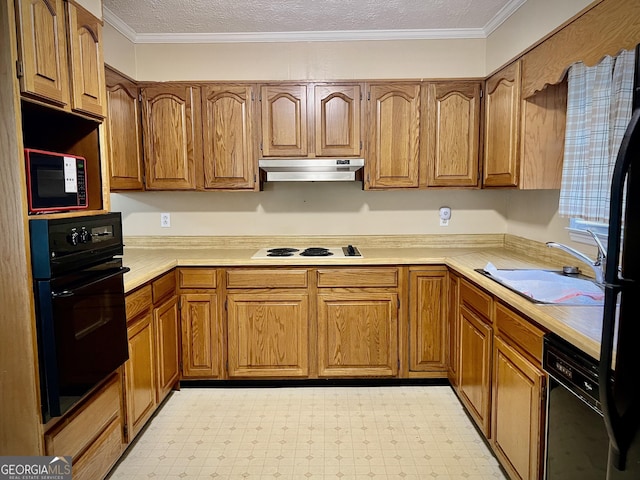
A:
[486,0,594,73]
[103,23,136,77]
[111,186,508,237]
[134,39,486,81]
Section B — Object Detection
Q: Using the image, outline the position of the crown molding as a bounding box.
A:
[104,1,527,45]
[103,6,137,42]
[133,28,486,43]
[483,0,528,36]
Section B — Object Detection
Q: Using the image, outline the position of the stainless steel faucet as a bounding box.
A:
[546,230,606,284]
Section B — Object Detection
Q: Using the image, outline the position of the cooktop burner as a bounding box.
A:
[252,245,362,259]
[267,248,299,257]
[300,247,332,257]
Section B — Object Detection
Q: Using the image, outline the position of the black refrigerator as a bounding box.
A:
[599,43,640,478]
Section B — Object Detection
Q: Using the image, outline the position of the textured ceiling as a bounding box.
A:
[103,0,523,42]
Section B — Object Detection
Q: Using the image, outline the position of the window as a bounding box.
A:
[568,218,608,245]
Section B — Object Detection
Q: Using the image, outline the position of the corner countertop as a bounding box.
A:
[120,235,603,360]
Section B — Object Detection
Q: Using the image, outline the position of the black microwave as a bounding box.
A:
[25,148,88,214]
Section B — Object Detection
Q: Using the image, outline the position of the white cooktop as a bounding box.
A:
[251,246,362,260]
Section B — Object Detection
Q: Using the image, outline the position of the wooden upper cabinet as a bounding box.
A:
[201,84,256,190]
[314,84,362,157]
[483,61,522,188]
[141,85,201,190]
[519,80,567,190]
[366,83,421,189]
[425,82,481,187]
[15,0,70,107]
[66,1,105,117]
[260,84,308,157]
[105,67,143,190]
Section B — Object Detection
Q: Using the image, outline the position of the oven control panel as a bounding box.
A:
[30,212,123,279]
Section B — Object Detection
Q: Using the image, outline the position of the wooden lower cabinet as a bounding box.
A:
[458,304,493,436]
[447,272,460,386]
[492,339,546,480]
[226,292,309,377]
[408,267,448,373]
[72,419,123,480]
[125,310,157,439]
[178,264,221,380]
[180,293,221,378]
[124,273,179,443]
[44,372,124,480]
[154,295,180,400]
[317,291,398,377]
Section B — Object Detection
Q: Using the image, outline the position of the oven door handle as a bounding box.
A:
[50,266,130,298]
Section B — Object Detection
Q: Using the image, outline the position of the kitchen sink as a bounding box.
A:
[475,263,605,306]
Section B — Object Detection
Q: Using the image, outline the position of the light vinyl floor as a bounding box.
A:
[109,386,506,480]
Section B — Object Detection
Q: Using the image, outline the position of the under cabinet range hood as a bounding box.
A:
[258,158,364,182]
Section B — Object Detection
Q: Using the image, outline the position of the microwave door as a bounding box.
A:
[26,149,88,213]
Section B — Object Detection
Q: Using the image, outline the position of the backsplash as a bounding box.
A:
[110,183,509,237]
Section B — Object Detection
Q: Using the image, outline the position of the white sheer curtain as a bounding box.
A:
[558,49,635,223]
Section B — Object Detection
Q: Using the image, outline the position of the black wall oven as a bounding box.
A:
[30,213,129,421]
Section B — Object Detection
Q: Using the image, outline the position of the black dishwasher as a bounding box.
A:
[543,334,610,479]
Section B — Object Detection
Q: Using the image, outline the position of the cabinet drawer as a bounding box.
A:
[226,269,308,288]
[179,268,217,289]
[126,285,152,322]
[317,268,398,288]
[152,270,176,303]
[45,374,121,458]
[460,279,492,321]
[72,418,123,480]
[495,302,545,364]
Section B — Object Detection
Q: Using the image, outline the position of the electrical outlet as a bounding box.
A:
[160,213,171,228]
[439,206,451,227]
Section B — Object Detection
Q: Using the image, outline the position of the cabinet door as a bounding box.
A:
[141,85,201,190]
[15,0,70,107]
[66,2,105,117]
[484,61,522,187]
[458,305,492,436]
[447,273,460,387]
[317,292,398,377]
[227,292,309,377]
[314,84,362,157]
[492,336,546,480]
[125,312,156,440]
[260,85,308,157]
[366,83,420,189]
[154,295,180,401]
[202,84,256,189]
[408,268,447,372]
[105,68,143,190]
[180,293,220,378]
[426,82,481,187]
